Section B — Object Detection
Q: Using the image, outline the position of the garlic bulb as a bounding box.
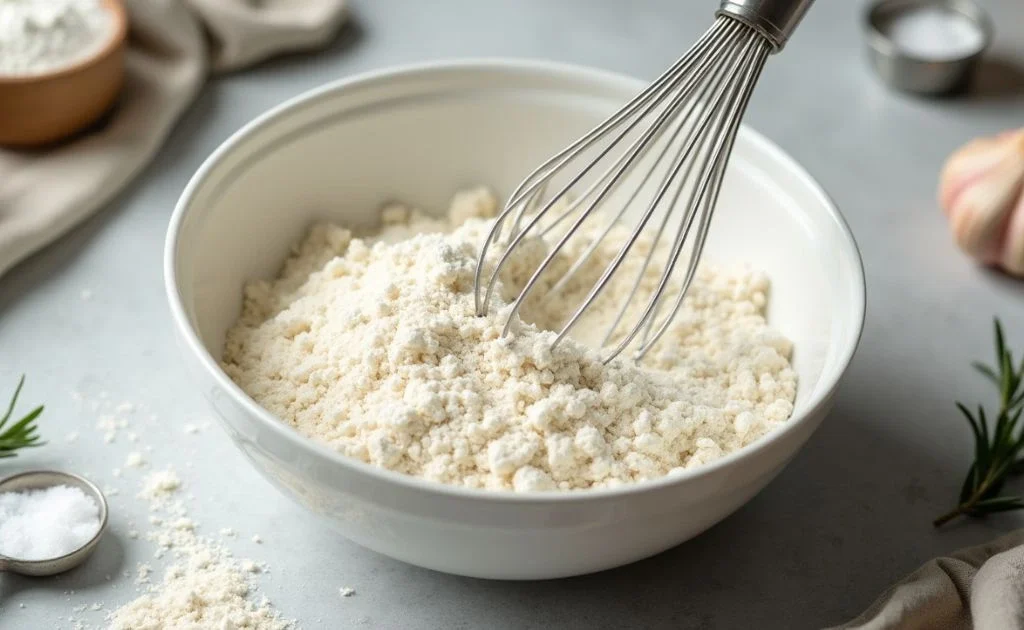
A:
[939,128,1024,277]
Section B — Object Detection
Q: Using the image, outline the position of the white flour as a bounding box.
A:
[107,468,293,630]
[223,188,796,491]
[0,0,113,75]
[53,390,297,629]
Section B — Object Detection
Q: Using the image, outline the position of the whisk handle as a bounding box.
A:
[717,0,814,51]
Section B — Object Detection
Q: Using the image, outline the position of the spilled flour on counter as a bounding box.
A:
[106,468,293,630]
[223,188,796,491]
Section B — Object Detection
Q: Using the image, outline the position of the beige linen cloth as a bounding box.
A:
[0,0,346,278]
[831,529,1024,630]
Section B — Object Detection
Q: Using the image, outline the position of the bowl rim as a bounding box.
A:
[0,0,127,86]
[164,57,867,504]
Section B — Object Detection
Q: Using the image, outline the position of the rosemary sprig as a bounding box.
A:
[0,375,45,458]
[934,319,1024,527]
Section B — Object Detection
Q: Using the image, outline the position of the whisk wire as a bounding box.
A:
[600,30,769,362]
[499,26,749,339]
[531,21,744,242]
[472,8,794,363]
[498,18,732,218]
[634,38,769,354]
[477,20,743,324]
[549,27,755,351]
[634,40,771,360]
[595,54,741,349]
[543,57,729,304]
[473,18,738,317]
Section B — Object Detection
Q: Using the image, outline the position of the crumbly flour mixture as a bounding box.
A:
[223,188,796,491]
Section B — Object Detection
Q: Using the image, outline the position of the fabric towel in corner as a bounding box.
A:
[830,529,1024,630]
[0,0,347,278]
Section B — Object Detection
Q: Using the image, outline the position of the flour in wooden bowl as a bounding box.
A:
[222,188,796,491]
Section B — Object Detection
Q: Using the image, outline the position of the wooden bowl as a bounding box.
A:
[0,0,128,148]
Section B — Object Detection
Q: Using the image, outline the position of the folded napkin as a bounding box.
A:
[831,529,1024,630]
[0,0,347,279]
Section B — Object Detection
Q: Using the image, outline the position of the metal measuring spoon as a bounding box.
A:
[0,470,109,576]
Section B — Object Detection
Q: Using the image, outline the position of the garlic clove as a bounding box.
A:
[939,132,1017,215]
[939,128,1024,277]
[1005,193,1024,276]
[951,149,1024,260]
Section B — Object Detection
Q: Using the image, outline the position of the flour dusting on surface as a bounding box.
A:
[108,468,293,630]
[223,188,796,491]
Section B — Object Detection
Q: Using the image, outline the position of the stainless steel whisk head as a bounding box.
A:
[474,0,814,363]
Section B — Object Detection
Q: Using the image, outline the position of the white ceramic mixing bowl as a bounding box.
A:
[165,59,865,580]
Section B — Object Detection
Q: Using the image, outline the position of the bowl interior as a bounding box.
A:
[171,61,863,430]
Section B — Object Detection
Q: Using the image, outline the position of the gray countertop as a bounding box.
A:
[3,1,1024,628]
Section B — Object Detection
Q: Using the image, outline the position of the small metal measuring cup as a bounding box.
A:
[0,470,108,576]
[865,0,993,95]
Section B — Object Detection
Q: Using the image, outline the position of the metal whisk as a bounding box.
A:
[473,0,814,363]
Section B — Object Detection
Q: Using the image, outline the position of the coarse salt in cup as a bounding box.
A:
[865,0,993,95]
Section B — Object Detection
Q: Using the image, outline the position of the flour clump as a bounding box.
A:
[223,188,796,491]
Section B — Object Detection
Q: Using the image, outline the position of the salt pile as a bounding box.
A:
[0,485,100,560]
